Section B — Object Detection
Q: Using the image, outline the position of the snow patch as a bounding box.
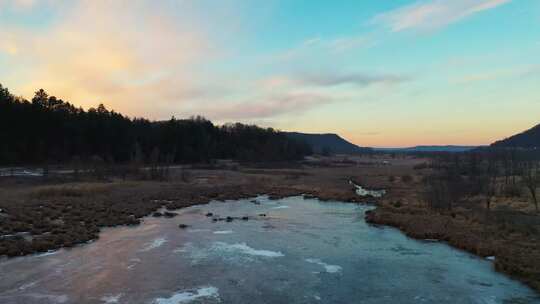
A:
[18,281,38,291]
[187,229,210,233]
[153,286,219,304]
[35,250,58,258]
[101,294,122,303]
[25,293,69,303]
[175,242,283,265]
[127,258,141,270]
[271,206,290,210]
[141,237,167,252]
[174,243,210,264]
[212,242,284,258]
[213,230,233,234]
[0,168,43,177]
[349,181,386,198]
[305,258,342,273]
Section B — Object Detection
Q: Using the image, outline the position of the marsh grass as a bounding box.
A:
[28,182,124,199]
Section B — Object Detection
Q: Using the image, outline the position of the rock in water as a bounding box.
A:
[163,212,178,218]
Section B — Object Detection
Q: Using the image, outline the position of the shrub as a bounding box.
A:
[29,183,113,199]
[503,184,522,197]
[401,175,413,183]
[413,163,429,170]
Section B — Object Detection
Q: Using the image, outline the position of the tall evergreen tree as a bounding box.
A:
[0,84,312,165]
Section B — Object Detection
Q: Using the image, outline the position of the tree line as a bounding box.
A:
[422,148,540,213]
[0,84,312,166]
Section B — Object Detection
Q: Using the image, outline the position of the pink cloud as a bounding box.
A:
[372,0,512,32]
[194,93,332,120]
[0,1,223,115]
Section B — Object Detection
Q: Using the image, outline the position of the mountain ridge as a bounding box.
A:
[374,145,479,153]
[491,124,540,148]
[286,132,370,154]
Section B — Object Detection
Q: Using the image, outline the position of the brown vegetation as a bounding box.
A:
[366,151,540,292]
[0,159,374,258]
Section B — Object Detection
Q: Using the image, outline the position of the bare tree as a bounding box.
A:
[484,156,498,211]
[522,161,539,213]
[424,168,465,211]
[424,176,449,210]
[511,149,518,186]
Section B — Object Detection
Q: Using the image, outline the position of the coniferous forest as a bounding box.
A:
[0,84,312,165]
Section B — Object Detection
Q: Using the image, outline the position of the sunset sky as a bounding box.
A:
[1,0,539,147]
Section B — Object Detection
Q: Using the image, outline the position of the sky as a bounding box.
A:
[0,0,539,147]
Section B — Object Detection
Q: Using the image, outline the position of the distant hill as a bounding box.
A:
[374,145,478,153]
[286,132,371,154]
[491,124,540,148]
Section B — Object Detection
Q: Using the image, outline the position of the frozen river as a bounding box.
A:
[0,196,538,303]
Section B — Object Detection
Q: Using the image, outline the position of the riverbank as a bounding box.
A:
[365,167,540,293]
[0,158,382,258]
[3,195,536,304]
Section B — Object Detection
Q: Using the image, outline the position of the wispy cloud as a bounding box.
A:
[258,70,409,90]
[301,36,370,53]
[205,70,409,120]
[274,35,371,63]
[197,93,332,120]
[454,64,540,84]
[0,0,38,10]
[300,72,409,87]
[372,0,511,32]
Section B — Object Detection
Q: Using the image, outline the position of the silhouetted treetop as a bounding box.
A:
[0,84,311,165]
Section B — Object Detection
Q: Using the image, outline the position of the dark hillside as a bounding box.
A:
[286,132,370,154]
[491,124,540,148]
